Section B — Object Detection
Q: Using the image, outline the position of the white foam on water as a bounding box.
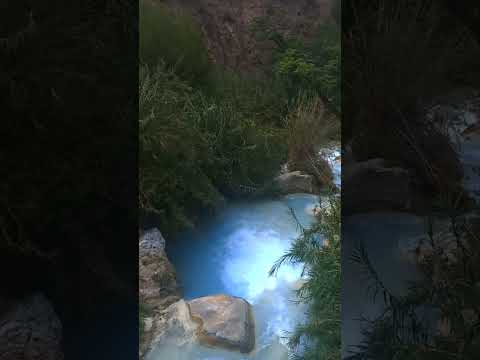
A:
[319,146,341,188]
[159,194,319,360]
[221,227,303,302]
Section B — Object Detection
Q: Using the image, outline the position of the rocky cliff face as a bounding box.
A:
[139,228,181,358]
[139,229,256,359]
[163,0,334,72]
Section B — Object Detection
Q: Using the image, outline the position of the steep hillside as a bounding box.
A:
[162,0,335,72]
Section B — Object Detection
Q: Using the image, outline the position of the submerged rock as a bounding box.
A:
[0,293,63,360]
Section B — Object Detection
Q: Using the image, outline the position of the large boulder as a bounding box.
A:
[145,295,256,358]
[342,157,419,215]
[0,293,63,360]
[149,300,199,349]
[273,171,319,194]
[189,295,255,354]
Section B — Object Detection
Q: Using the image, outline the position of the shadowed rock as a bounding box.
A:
[0,293,63,360]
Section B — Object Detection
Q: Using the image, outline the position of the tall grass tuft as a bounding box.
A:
[285,94,339,187]
[139,62,288,232]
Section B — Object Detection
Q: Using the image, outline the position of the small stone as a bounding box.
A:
[139,228,166,257]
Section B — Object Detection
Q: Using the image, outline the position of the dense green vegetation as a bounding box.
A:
[253,16,341,114]
[139,1,288,232]
[139,0,340,234]
[271,194,341,360]
[273,24,341,114]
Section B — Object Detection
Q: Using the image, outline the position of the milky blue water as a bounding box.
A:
[161,194,321,359]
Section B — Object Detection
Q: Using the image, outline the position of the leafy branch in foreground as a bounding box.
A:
[270,194,341,360]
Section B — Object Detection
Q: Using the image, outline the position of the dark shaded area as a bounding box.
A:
[342,1,480,359]
[1,0,138,358]
[342,0,480,215]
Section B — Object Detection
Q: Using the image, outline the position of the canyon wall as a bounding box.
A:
[162,0,335,72]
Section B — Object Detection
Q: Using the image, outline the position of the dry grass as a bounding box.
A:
[285,94,339,187]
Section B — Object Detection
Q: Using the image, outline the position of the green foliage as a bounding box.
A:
[139,0,211,83]
[272,24,341,113]
[271,194,341,359]
[139,63,218,231]
[139,63,288,232]
[275,49,319,91]
[205,68,289,126]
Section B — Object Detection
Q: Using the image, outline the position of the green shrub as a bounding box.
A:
[271,24,341,113]
[271,193,341,359]
[139,63,222,231]
[139,63,288,232]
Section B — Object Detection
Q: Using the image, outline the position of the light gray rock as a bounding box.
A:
[139,228,165,257]
[0,293,63,360]
[188,295,255,354]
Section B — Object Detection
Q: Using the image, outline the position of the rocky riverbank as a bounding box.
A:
[139,229,256,359]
